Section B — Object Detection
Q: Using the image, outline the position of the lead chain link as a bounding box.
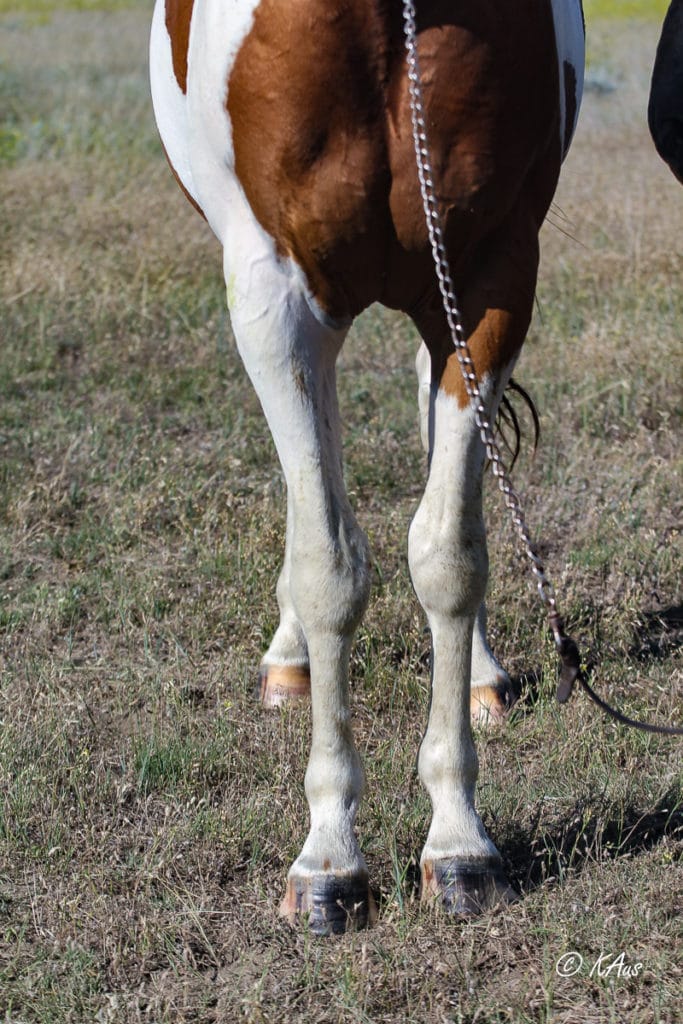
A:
[402,0,558,619]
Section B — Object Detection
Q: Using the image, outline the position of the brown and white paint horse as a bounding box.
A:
[649,0,683,182]
[150,0,584,934]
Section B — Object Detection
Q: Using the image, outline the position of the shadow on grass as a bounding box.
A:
[373,789,682,912]
[500,786,683,895]
[375,785,682,910]
[630,603,683,662]
[500,607,682,895]
[373,606,683,910]
[508,668,544,714]
[508,602,683,716]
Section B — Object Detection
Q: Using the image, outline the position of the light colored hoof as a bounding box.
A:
[257,663,311,708]
[470,677,514,726]
[421,857,517,917]
[279,872,377,936]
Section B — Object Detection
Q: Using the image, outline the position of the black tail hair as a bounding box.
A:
[496,378,540,470]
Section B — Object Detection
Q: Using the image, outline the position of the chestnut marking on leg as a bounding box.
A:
[257,663,311,707]
[258,492,312,709]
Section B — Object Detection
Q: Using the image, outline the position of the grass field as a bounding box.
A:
[1,4,682,1023]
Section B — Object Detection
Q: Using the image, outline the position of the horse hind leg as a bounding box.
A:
[227,250,373,934]
[409,209,539,914]
[409,371,517,915]
[415,342,512,727]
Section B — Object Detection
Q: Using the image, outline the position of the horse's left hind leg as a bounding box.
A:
[228,247,373,934]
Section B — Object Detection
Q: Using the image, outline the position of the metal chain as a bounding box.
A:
[401,1,683,735]
[402,0,580,695]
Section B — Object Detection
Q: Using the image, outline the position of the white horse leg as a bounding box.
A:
[410,205,540,914]
[415,342,512,727]
[409,382,516,914]
[228,255,372,934]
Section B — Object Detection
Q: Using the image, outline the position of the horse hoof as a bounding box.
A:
[421,857,517,916]
[279,872,376,936]
[470,677,514,726]
[257,663,311,708]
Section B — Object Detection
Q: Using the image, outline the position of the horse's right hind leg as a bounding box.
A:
[410,196,543,915]
[415,342,513,726]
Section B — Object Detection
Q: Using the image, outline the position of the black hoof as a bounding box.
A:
[280,872,376,936]
[422,857,517,916]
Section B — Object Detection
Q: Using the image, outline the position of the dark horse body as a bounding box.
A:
[649,0,683,181]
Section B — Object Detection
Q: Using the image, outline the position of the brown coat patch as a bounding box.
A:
[165,0,195,94]
[227,0,563,402]
[229,3,558,295]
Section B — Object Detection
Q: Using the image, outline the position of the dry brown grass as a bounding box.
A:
[1,7,682,1023]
